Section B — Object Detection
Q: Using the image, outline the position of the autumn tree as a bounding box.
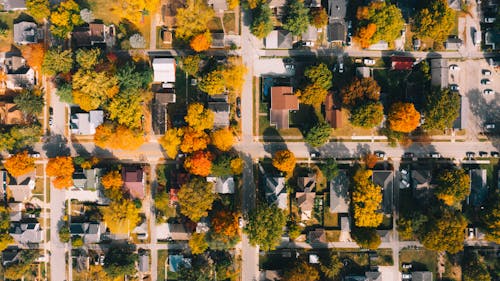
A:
[462,252,491,281]
[58,224,70,243]
[320,253,343,279]
[103,245,138,278]
[189,232,208,254]
[245,204,286,251]
[184,103,215,131]
[26,0,50,22]
[305,122,331,147]
[356,2,404,46]
[178,178,216,222]
[422,88,460,130]
[358,23,377,48]
[351,227,382,249]
[212,154,234,176]
[50,0,84,38]
[420,208,467,253]
[4,151,35,177]
[222,57,247,95]
[94,123,145,150]
[320,158,339,181]
[483,193,500,244]
[296,83,328,107]
[175,0,214,41]
[364,153,378,169]
[250,4,273,39]
[211,210,240,238]
[107,91,143,129]
[3,250,39,280]
[198,70,225,95]
[14,88,44,116]
[310,8,328,28]
[211,128,234,151]
[341,77,381,108]
[231,157,244,175]
[414,0,455,43]
[101,170,123,190]
[305,63,333,90]
[246,0,266,9]
[227,0,238,9]
[352,168,383,227]
[435,169,470,207]
[388,102,421,133]
[190,32,212,52]
[183,150,213,177]
[283,262,319,281]
[272,150,296,175]
[349,101,384,128]
[20,43,45,73]
[76,48,101,69]
[72,69,119,111]
[102,198,141,234]
[159,128,183,159]
[47,156,75,189]
[0,206,14,252]
[180,127,210,153]
[42,48,73,75]
[282,0,310,36]
[115,0,160,25]
[182,55,201,76]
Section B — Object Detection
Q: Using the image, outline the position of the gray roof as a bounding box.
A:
[372,170,392,189]
[330,170,349,213]
[365,271,382,281]
[9,222,43,244]
[265,30,292,49]
[208,102,230,128]
[8,172,35,202]
[328,0,346,20]
[301,25,318,42]
[3,54,29,74]
[444,38,462,50]
[211,33,225,48]
[70,222,103,243]
[412,170,432,189]
[13,21,37,44]
[264,175,288,209]
[138,254,150,272]
[211,176,235,194]
[72,168,101,190]
[431,59,449,88]
[412,271,433,281]
[328,22,346,42]
[71,110,104,135]
[297,173,316,191]
[3,0,26,10]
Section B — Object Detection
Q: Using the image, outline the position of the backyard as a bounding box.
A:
[399,248,438,276]
[0,11,22,51]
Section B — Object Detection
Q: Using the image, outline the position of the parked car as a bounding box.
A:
[482,69,491,76]
[363,58,376,66]
[481,79,491,85]
[338,63,344,73]
[99,255,105,265]
[483,89,494,95]
[30,153,41,158]
[403,152,414,158]
[429,152,441,158]
[374,151,385,158]
[402,273,412,280]
[484,17,496,23]
[346,36,352,46]
[236,108,241,118]
[402,263,412,270]
[49,117,54,127]
[400,169,408,175]
[467,227,475,239]
[485,123,496,130]
[449,64,459,70]
[450,84,460,91]
[466,152,475,158]
[479,151,488,157]
[310,151,320,158]
[401,179,410,188]
[236,97,241,107]
[238,217,244,228]
[491,151,499,157]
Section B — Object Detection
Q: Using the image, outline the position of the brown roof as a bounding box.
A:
[308,228,326,243]
[122,166,144,199]
[0,103,23,125]
[324,93,342,128]
[89,23,104,42]
[271,86,298,110]
[296,192,315,212]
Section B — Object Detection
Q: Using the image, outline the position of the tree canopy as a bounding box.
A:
[180,127,210,153]
[103,246,138,278]
[14,88,45,116]
[462,252,491,281]
[414,0,455,43]
[182,55,202,76]
[178,177,216,222]
[72,69,119,111]
[320,253,343,279]
[483,193,500,244]
[245,204,286,251]
[211,128,234,151]
[422,88,460,130]
[350,101,384,128]
[183,150,213,177]
[198,70,226,96]
[296,83,329,107]
[282,0,310,36]
[107,91,143,129]
[175,0,215,41]
[47,156,75,189]
[102,197,141,234]
[42,48,73,75]
[190,32,212,52]
[352,168,383,227]
[3,250,39,280]
[272,149,296,174]
[320,158,339,181]
[282,262,320,281]
[356,2,404,46]
[222,57,247,95]
[388,102,421,133]
[185,103,215,131]
[250,5,273,39]
[189,232,209,254]
[159,127,183,159]
[50,0,83,38]
[351,227,382,249]
[101,170,123,190]
[420,208,467,253]
[304,63,333,90]
[435,169,470,207]
[341,77,381,108]
[4,151,35,177]
[305,122,331,147]
[310,8,328,28]
[115,0,160,25]
[75,48,101,70]
[94,123,145,150]
[26,0,50,22]
[0,206,13,252]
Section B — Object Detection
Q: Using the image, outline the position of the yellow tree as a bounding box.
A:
[352,168,383,227]
[211,128,234,151]
[222,57,247,95]
[50,0,83,38]
[4,151,35,177]
[178,178,216,222]
[198,70,225,95]
[174,0,215,41]
[231,158,244,175]
[388,102,421,133]
[47,156,75,189]
[184,103,214,131]
[190,32,212,52]
[295,83,329,107]
[180,127,210,153]
[272,150,296,174]
[94,123,145,150]
[101,171,123,190]
[189,232,208,254]
[102,198,141,234]
[116,0,160,25]
[159,128,183,159]
[435,169,470,206]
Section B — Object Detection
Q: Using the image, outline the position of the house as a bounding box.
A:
[268,0,286,18]
[207,0,227,13]
[71,23,115,48]
[2,248,21,266]
[1,54,35,89]
[7,172,35,202]
[430,59,449,88]
[152,89,175,135]
[301,25,318,44]
[328,0,346,20]
[9,222,43,245]
[330,170,349,213]
[207,176,235,194]
[138,252,150,273]
[296,192,315,221]
[3,0,26,11]
[327,22,346,43]
[152,58,176,83]
[122,166,145,199]
[308,228,326,244]
[70,222,104,243]
[469,169,487,207]
[297,173,316,191]
[0,103,24,125]
[208,102,230,128]
[265,30,292,49]
[270,86,299,129]
[157,223,191,240]
[211,33,225,48]
[412,271,433,281]
[345,271,382,281]
[444,37,463,50]
[132,222,148,240]
[412,169,435,199]
[391,56,415,70]
[264,173,288,210]
[447,0,461,10]
[8,202,23,222]
[372,170,393,214]
[70,110,104,135]
[68,168,106,203]
[13,21,40,45]
[161,29,173,44]
[324,92,342,129]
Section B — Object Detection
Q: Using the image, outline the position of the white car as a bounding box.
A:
[363,58,376,66]
[483,69,491,76]
[485,123,495,130]
[401,179,410,188]
[449,64,459,70]
[484,17,496,23]
[483,89,494,95]
[338,63,344,73]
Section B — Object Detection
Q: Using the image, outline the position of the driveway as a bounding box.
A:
[50,186,67,281]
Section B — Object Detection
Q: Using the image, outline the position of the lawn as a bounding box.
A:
[399,248,437,276]
[324,210,339,228]
[374,249,394,266]
[325,230,340,242]
[330,110,376,137]
[207,17,223,32]
[222,12,237,34]
[158,250,168,281]
[0,11,22,51]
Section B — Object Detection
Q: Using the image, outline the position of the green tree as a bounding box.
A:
[356,2,404,44]
[296,83,329,107]
[104,246,138,278]
[283,262,320,281]
[50,0,84,38]
[320,158,339,181]
[462,252,491,281]
[75,48,101,69]
[198,70,225,95]
[423,88,460,130]
[414,0,455,43]
[72,69,119,111]
[58,224,71,243]
[26,0,50,22]
[116,62,152,91]
[107,91,143,129]
[182,55,202,76]
[351,227,381,249]
[435,169,470,207]
[245,204,286,251]
[178,255,215,281]
[189,232,209,254]
[211,154,234,177]
[482,193,500,244]
[250,5,273,39]
[0,206,13,252]
[72,235,84,247]
[8,125,42,151]
[305,63,333,90]
[305,122,331,147]
[174,0,214,40]
[349,101,384,128]
[56,82,73,103]
[282,0,310,36]
[320,253,343,279]
[420,208,467,253]
[310,8,328,28]
[14,88,45,116]
[287,220,303,240]
[178,178,216,222]
[42,48,73,75]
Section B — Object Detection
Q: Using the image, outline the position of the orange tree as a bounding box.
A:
[47,156,75,189]
[180,127,210,153]
[183,151,213,177]
[364,153,378,169]
[4,151,35,177]
[211,128,234,151]
[341,77,381,108]
[94,123,145,150]
[101,170,123,190]
[272,150,296,175]
[388,102,421,133]
[211,210,240,238]
[190,32,212,52]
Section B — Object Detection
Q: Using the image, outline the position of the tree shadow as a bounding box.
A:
[42,134,71,157]
[318,141,351,158]
[13,13,35,24]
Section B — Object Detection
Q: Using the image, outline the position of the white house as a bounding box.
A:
[152,58,176,83]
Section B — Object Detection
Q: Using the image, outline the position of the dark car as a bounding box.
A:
[479,151,488,157]
[236,108,241,118]
[403,152,414,158]
[491,151,499,158]
[374,151,385,158]
[429,152,441,158]
[236,97,241,107]
[466,152,475,158]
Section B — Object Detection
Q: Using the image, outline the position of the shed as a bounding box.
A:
[153,58,176,83]
[265,30,292,49]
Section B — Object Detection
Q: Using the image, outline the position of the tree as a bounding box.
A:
[116,62,152,91]
[115,0,160,25]
[320,253,343,279]
[94,123,145,150]
[310,8,328,28]
[483,193,500,243]
[1,125,42,152]
[42,48,73,75]
[175,0,214,41]
[272,150,296,174]
[180,127,210,153]
[287,220,303,240]
[102,198,141,234]
[231,157,244,175]
[56,82,73,103]
[190,32,212,52]
[184,151,213,177]
[211,154,233,178]
[388,102,421,133]
[283,262,319,281]
[4,151,35,177]
[211,210,240,238]
[435,169,470,207]
[178,255,215,281]
[227,0,238,9]
[72,236,84,247]
[103,246,138,278]
[14,88,44,116]
[352,168,383,227]
[3,250,39,280]
[178,178,216,222]
[211,128,234,151]
[247,0,266,9]
[80,8,95,23]
[414,0,455,43]
[20,43,45,72]
[282,0,310,36]
[0,206,13,252]
[296,83,328,107]
[50,0,83,38]
[182,55,201,76]
[47,156,75,189]
[245,204,286,251]
[305,63,333,90]
[363,153,378,169]
[422,88,460,130]
[222,57,247,95]
[357,23,377,48]
[26,0,50,22]
[305,122,331,147]
[107,91,143,129]
[129,33,146,48]
[159,128,183,159]
[351,227,381,249]
[72,69,119,111]
[250,5,273,39]
[101,170,123,190]
[349,101,384,128]
[462,252,491,281]
[320,158,339,181]
[58,224,71,243]
[198,70,225,95]
[356,2,404,45]
[421,208,467,253]
[185,103,215,132]
[189,232,208,254]
[76,48,101,69]
[341,77,381,108]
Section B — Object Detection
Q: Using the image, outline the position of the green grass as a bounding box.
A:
[324,211,339,228]
[158,250,168,281]
[374,249,394,266]
[222,12,236,34]
[0,11,22,51]
[399,248,438,276]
